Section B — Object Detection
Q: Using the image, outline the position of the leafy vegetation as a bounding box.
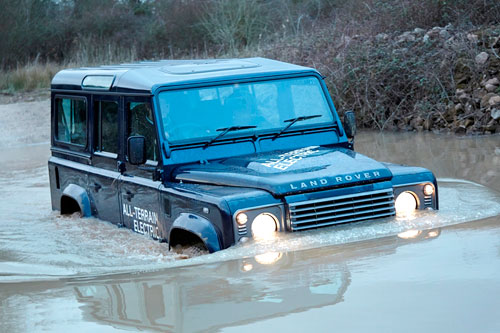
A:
[1,0,499,132]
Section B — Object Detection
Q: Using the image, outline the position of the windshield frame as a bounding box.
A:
[154,73,339,147]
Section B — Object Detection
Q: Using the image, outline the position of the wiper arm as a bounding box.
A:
[272,114,322,140]
[205,125,257,147]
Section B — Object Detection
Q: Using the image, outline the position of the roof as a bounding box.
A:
[51,57,318,94]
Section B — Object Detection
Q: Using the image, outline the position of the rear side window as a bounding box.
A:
[128,101,158,161]
[55,97,87,146]
[94,100,118,154]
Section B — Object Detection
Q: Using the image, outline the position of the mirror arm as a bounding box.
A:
[162,141,171,158]
[337,121,344,137]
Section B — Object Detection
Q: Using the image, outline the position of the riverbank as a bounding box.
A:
[257,24,500,135]
[2,24,499,135]
[1,1,499,134]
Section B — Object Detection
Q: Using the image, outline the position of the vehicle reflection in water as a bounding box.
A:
[74,228,441,332]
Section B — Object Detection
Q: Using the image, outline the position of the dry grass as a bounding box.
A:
[0,62,64,93]
[1,0,499,134]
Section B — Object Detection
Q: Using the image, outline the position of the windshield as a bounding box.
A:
[157,76,334,143]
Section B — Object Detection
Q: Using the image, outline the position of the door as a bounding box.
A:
[88,95,122,224]
[120,97,163,240]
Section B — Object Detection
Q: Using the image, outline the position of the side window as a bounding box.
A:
[94,100,118,154]
[127,101,158,162]
[55,97,87,146]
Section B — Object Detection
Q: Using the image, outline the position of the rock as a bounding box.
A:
[489,95,500,106]
[414,28,425,35]
[467,33,479,43]
[485,78,500,86]
[376,33,389,41]
[409,117,420,129]
[475,88,486,99]
[458,93,469,103]
[485,119,497,131]
[439,29,450,39]
[424,118,433,131]
[455,125,467,134]
[423,34,430,43]
[465,102,474,113]
[397,31,415,43]
[491,109,500,120]
[426,27,441,39]
[491,36,500,48]
[456,89,465,95]
[475,52,489,65]
[464,119,474,128]
[455,103,464,112]
[481,93,497,107]
[485,84,498,92]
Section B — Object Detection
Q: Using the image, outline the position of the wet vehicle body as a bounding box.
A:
[48,57,438,252]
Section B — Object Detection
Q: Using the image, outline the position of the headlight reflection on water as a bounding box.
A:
[397,229,422,239]
[255,252,283,265]
[240,252,284,272]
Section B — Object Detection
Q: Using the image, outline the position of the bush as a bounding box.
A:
[0,62,62,92]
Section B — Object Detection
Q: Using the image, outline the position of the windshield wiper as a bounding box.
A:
[204,125,257,147]
[272,114,322,140]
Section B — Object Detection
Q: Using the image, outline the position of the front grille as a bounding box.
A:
[288,189,395,231]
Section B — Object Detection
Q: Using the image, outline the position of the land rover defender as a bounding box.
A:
[48,58,438,252]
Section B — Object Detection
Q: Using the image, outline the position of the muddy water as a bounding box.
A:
[0,130,499,332]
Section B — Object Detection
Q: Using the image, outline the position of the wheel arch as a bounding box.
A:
[169,213,222,253]
[61,184,92,217]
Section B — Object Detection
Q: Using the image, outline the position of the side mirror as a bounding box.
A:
[343,111,357,139]
[127,136,146,165]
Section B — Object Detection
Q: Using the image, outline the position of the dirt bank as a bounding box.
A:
[0,99,50,148]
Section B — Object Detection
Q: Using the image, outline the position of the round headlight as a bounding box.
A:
[251,213,278,239]
[236,212,248,225]
[423,184,434,196]
[395,191,417,216]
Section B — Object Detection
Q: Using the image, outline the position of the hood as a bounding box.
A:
[173,146,393,196]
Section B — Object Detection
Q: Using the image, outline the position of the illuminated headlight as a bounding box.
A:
[423,184,435,196]
[251,213,278,239]
[395,191,417,215]
[236,212,248,225]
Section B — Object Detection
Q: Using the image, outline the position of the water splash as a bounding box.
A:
[1,166,498,282]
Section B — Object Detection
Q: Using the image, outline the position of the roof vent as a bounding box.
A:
[82,75,115,90]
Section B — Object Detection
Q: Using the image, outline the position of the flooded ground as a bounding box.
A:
[0,101,499,332]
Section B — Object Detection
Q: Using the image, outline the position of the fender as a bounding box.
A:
[62,184,92,217]
[170,213,222,253]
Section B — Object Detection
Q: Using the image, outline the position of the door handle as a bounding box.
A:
[91,183,102,192]
[124,191,135,201]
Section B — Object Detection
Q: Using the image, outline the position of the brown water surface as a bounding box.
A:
[0,130,499,332]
